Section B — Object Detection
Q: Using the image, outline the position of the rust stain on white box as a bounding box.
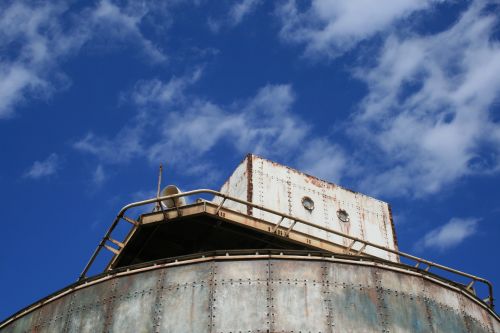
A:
[218,154,399,262]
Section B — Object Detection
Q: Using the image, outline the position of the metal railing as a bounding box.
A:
[79,189,495,309]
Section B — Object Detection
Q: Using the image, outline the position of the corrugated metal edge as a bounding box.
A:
[387,204,399,254]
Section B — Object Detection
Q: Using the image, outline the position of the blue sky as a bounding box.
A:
[1,0,499,319]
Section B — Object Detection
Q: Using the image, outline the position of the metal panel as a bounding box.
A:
[327,279,383,332]
[270,260,330,333]
[212,279,268,331]
[6,309,38,333]
[107,270,161,332]
[423,278,470,333]
[325,262,385,332]
[35,290,74,332]
[158,281,211,332]
[66,278,117,332]
[217,157,248,214]
[212,260,270,332]
[378,270,432,333]
[459,294,496,333]
[157,262,212,333]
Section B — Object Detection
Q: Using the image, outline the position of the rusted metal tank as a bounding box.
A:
[2,251,498,332]
[1,154,498,332]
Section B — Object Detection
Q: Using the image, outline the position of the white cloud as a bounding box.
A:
[277,0,441,58]
[0,0,168,118]
[24,153,60,179]
[129,68,203,106]
[353,1,500,197]
[92,164,107,186]
[229,0,261,26]
[295,139,346,183]
[147,83,307,164]
[208,0,261,33]
[414,218,479,252]
[0,2,83,118]
[88,0,166,63]
[73,126,144,165]
[74,70,346,183]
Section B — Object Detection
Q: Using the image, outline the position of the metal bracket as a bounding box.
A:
[104,244,120,255]
[122,216,139,226]
[272,216,285,233]
[285,220,297,237]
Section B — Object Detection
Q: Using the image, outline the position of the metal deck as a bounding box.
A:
[79,189,495,310]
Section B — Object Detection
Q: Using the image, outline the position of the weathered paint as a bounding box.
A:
[219,154,399,261]
[218,156,248,215]
[2,256,498,333]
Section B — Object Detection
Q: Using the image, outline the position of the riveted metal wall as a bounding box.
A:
[2,257,498,333]
[218,154,399,262]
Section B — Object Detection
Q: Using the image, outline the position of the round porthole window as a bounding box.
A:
[302,196,315,211]
[337,209,349,222]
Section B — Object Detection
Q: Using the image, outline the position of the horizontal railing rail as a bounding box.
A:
[79,189,495,309]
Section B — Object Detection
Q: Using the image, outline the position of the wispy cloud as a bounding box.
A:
[414,218,479,252]
[92,164,107,186]
[277,0,440,59]
[129,68,203,107]
[295,138,347,183]
[24,153,60,179]
[352,1,500,197]
[88,0,166,63]
[73,127,144,165]
[0,0,169,119]
[208,0,261,33]
[72,0,500,200]
[0,2,83,118]
[74,69,347,184]
[229,0,261,26]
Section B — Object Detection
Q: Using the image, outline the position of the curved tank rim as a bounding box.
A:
[1,248,498,328]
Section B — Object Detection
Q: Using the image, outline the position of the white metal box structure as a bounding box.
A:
[218,154,399,262]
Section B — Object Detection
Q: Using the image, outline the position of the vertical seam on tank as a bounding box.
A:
[321,262,334,333]
[374,268,389,332]
[208,260,216,333]
[153,268,167,332]
[460,292,474,333]
[102,279,118,332]
[267,257,274,333]
[61,291,76,333]
[246,154,253,216]
[421,275,436,333]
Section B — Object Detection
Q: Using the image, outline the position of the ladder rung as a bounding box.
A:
[108,238,125,248]
[104,244,120,255]
[285,220,297,236]
[122,216,139,226]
